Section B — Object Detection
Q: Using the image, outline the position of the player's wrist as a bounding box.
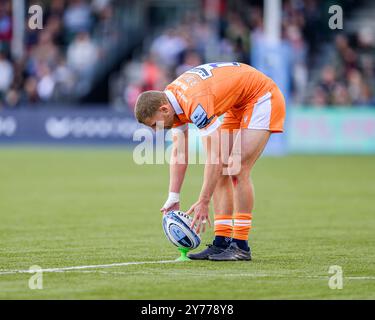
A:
[199,195,210,205]
[161,192,180,212]
[167,192,180,203]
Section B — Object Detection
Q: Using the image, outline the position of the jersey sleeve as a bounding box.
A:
[188,94,221,136]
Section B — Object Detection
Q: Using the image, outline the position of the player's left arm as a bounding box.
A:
[186,94,222,233]
[161,125,189,214]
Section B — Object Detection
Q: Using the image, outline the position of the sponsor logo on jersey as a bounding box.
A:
[191,104,214,129]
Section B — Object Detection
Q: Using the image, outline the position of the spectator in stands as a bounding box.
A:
[285,24,308,104]
[63,0,93,41]
[347,69,372,106]
[36,63,56,101]
[332,33,349,76]
[45,14,65,47]
[332,83,351,106]
[301,0,322,63]
[357,27,375,99]
[224,12,250,63]
[141,54,166,91]
[53,57,76,97]
[150,28,188,68]
[0,52,13,98]
[317,66,338,105]
[175,50,203,76]
[123,82,142,112]
[4,88,20,108]
[311,86,328,107]
[0,1,12,43]
[47,0,66,18]
[93,2,117,46]
[22,77,39,104]
[357,26,374,59]
[66,31,98,74]
[27,30,60,76]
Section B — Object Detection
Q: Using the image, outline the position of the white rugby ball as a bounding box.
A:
[162,211,201,249]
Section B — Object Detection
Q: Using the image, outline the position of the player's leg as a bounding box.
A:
[209,129,270,261]
[231,129,270,248]
[211,129,235,248]
[188,115,238,260]
[231,85,285,248]
[188,130,236,260]
[209,86,286,261]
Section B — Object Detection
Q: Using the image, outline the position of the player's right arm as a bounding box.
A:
[160,125,189,214]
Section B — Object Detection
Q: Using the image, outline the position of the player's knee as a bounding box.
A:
[217,174,231,187]
[230,166,251,187]
[214,174,231,195]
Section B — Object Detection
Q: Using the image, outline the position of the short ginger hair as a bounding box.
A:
[134,90,168,123]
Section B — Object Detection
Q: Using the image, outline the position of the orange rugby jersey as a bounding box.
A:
[164,62,276,136]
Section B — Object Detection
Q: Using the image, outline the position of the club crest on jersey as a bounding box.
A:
[191,104,213,129]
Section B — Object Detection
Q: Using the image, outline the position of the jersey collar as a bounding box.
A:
[164,90,184,115]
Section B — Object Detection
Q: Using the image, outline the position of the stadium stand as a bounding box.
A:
[0,0,144,108]
[0,0,373,110]
[111,0,375,110]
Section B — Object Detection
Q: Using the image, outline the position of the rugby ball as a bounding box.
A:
[162,211,201,249]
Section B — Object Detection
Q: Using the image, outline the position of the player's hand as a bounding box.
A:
[160,192,180,214]
[160,201,179,214]
[186,199,211,234]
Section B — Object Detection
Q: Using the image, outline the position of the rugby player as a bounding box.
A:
[134,62,286,261]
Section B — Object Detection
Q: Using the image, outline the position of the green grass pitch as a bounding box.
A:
[0,148,374,299]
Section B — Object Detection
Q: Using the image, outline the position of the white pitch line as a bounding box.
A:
[0,260,177,275]
[1,262,374,281]
[57,270,375,280]
[63,271,375,280]
[345,276,375,280]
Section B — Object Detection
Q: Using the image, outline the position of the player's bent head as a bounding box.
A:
[134,90,175,130]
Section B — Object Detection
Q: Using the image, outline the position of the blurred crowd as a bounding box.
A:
[0,0,374,109]
[115,0,374,109]
[312,28,375,106]
[115,1,254,109]
[0,0,118,108]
